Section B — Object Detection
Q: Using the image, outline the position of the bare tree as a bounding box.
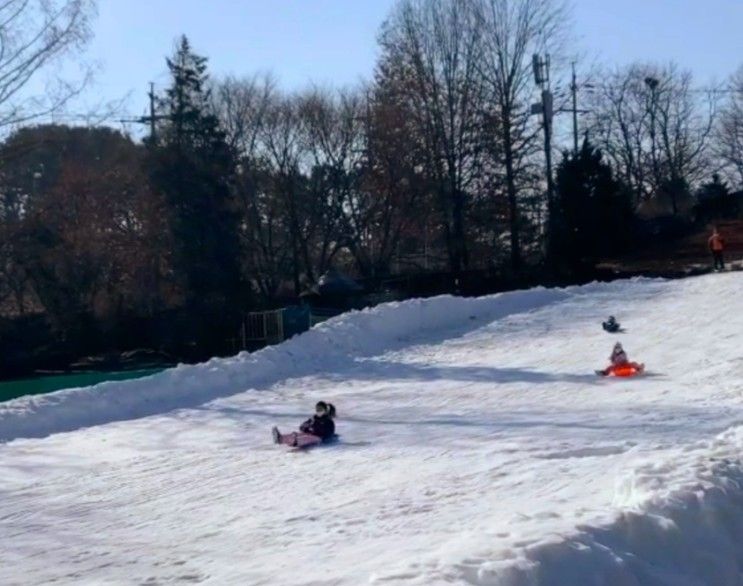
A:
[586,68,652,202]
[300,88,366,274]
[0,0,95,129]
[0,1,95,312]
[216,80,364,297]
[213,75,289,298]
[587,63,717,214]
[258,95,318,294]
[215,73,276,158]
[355,85,427,276]
[0,126,167,330]
[716,66,743,188]
[378,0,485,274]
[475,0,570,270]
[654,66,717,213]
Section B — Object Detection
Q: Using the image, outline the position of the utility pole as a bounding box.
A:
[567,64,593,155]
[118,82,167,144]
[148,82,157,142]
[543,88,554,210]
[531,54,554,210]
[571,62,579,154]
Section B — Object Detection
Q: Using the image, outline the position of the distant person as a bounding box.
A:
[272,401,336,448]
[597,342,644,376]
[708,227,725,271]
[602,315,621,333]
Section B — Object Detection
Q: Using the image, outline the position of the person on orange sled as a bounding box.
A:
[708,227,725,271]
[598,342,644,376]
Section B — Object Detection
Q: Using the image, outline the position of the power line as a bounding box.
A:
[117,82,169,141]
[580,83,742,95]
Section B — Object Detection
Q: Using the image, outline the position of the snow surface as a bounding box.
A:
[1,273,743,585]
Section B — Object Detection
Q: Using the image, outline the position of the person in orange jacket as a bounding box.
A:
[708,227,725,271]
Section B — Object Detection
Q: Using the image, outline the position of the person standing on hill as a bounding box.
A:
[708,227,726,271]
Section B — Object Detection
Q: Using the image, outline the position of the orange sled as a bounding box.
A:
[602,363,645,377]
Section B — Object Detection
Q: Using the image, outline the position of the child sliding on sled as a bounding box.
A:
[272,401,336,448]
[602,315,621,333]
[598,342,644,376]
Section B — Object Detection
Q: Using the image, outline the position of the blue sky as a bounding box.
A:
[71,0,742,119]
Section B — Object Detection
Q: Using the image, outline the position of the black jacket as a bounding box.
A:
[299,414,335,440]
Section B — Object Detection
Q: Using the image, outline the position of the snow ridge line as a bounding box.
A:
[1,282,628,444]
[465,425,743,586]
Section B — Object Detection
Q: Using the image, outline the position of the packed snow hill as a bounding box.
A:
[2,273,743,586]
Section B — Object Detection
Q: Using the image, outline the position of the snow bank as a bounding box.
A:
[472,427,743,586]
[0,283,592,443]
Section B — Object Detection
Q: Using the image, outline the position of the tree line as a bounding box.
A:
[0,0,741,372]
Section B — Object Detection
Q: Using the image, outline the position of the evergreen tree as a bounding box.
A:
[695,174,737,221]
[549,141,634,275]
[148,36,242,339]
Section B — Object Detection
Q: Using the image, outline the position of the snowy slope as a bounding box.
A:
[1,273,743,585]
